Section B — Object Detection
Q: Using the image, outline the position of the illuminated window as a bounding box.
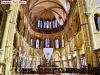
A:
[59,18,64,26]
[49,21,52,28]
[45,38,50,48]
[96,0,100,5]
[94,14,100,31]
[46,20,50,28]
[97,16,100,30]
[68,60,73,68]
[53,20,55,28]
[55,39,59,48]
[30,39,33,47]
[37,20,41,28]
[40,20,43,28]
[36,39,40,48]
[53,19,58,28]
[54,19,58,28]
[44,20,47,28]
[61,39,64,47]
[80,56,87,68]
[62,56,67,67]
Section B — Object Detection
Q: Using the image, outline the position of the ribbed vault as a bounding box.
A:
[24,0,71,34]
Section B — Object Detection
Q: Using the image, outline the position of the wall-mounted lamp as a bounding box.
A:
[6,9,16,25]
[6,40,10,48]
[6,9,12,14]
[85,12,91,16]
[18,46,23,54]
[31,21,33,24]
[9,20,16,24]
[0,49,3,54]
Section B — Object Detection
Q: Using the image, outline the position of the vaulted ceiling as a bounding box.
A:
[24,0,71,26]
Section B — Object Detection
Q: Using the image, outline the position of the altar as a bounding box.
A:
[37,48,61,74]
[37,65,60,74]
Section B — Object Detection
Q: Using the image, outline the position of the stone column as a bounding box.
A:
[85,10,97,67]
[91,52,97,67]
[87,13,96,50]
[60,56,63,68]
[76,49,81,69]
[50,57,53,65]
[59,50,63,68]
[65,55,69,68]
[51,39,54,48]
[40,57,42,65]
[78,0,93,67]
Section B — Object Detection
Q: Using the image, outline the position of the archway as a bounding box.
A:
[53,51,60,67]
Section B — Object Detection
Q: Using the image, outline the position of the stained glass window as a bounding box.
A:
[94,14,100,31]
[30,39,33,47]
[45,38,50,48]
[36,39,40,48]
[53,20,55,28]
[40,20,43,28]
[44,20,47,28]
[97,16,100,30]
[55,39,59,48]
[53,19,58,28]
[46,20,50,28]
[59,18,64,26]
[54,19,58,28]
[37,20,41,28]
[61,39,64,47]
[49,21,52,28]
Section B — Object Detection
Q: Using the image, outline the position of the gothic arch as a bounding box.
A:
[62,49,66,55]
[75,32,84,48]
[0,5,4,11]
[53,50,60,61]
[93,7,100,15]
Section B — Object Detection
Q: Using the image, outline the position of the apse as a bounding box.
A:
[24,0,70,34]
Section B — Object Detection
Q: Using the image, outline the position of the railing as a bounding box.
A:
[15,67,100,75]
[32,25,65,34]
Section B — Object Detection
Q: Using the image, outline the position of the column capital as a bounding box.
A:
[0,49,3,54]
[75,48,82,51]
[85,12,92,17]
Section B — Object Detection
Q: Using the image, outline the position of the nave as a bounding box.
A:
[0,0,100,75]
